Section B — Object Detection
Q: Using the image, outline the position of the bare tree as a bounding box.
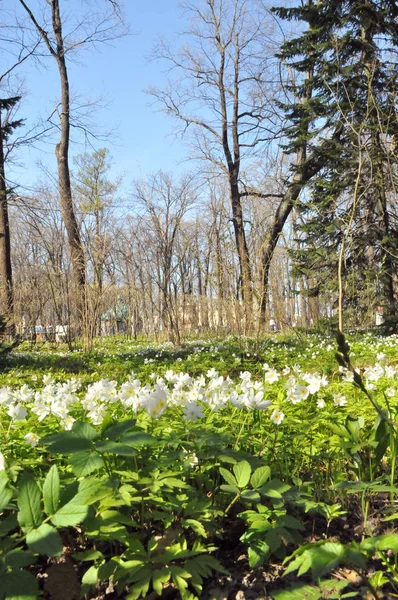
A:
[17,0,126,342]
[148,0,280,326]
[133,172,196,345]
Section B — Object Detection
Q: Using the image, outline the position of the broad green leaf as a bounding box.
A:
[2,569,38,600]
[51,501,89,527]
[374,533,398,553]
[17,473,43,532]
[43,465,60,516]
[72,421,99,440]
[73,477,110,505]
[95,440,138,456]
[4,548,36,568]
[103,419,137,440]
[241,490,261,502]
[41,430,93,454]
[219,467,237,487]
[220,484,240,495]
[0,514,18,538]
[248,541,270,568]
[0,485,12,512]
[81,565,99,596]
[119,431,158,446]
[69,450,104,477]
[233,461,251,488]
[260,479,290,499]
[251,465,271,489]
[26,523,63,557]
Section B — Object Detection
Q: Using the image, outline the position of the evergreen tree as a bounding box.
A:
[273,0,398,326]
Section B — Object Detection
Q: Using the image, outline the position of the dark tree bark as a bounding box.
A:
[0,111,13,326]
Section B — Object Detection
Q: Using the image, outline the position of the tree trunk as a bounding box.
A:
[0,113,13,331]
[53,8,86,324]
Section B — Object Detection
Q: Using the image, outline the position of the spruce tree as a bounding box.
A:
[273,0,398,326]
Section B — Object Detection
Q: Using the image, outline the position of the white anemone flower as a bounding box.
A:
[7,403,27,421]
[264,368,280,384]
[270,409,285,425]
[183,401,204,421]
[292,385,309,403]
[145,385,167,418]
[24,432,40,447]
[333,394,347,407]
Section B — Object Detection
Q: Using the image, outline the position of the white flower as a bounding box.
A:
[377,352,387,363]
[282,366,291,376]
[316,398,326,409]
[7,403,27,421]
[303,373,328,394]
[206,368,218,379]
[0,387,14,407]
[24,432,40,447]
[264,368,280,384]
[183,401,204,421]
[0,452,5,471]
[270,409,285,425]
[292,385,309,403]
[333,394,347,407]
[385,387,396,398]
[62,416,75,430]
[145,385,167,418]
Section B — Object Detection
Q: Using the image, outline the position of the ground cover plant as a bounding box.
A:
[0,332,397,599]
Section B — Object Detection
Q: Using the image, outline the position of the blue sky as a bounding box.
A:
[8,0,191,195]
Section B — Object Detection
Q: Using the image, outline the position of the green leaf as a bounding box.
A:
[103,418,137,440]
[0,471,12,511]
[241,490,261,502]
[374,533,398,553]
[51,501,89,527]
[220,484,240,495]
[152,567,170,595]
[181,519,207,537]
[81,565,99,596]
[73,549,104,561]
[26,523,63,557]
[0,485,12,512]
[119,431,158,446]
[43,465,60,516]
[259,479,290,499]
[248,541,270,568]
[95,440,138,456]
[272,583,322,599]
[233,461,252,488]
[0,514,18,538]
[17,472,43,532]
[383,511,398,522]
[251,465,271,489]
[69,450,104,477]
[72,421,99,440]
[4,549,36,568]
[2,569,38,600]
[43,435,92,454]
[73,477,110,505]
[219,467,237,487]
